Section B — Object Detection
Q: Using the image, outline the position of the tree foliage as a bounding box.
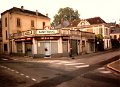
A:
[52,7,80,26]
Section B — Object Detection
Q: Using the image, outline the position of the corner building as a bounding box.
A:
[1,7,95,58]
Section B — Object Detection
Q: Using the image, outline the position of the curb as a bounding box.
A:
[107,59,120,73]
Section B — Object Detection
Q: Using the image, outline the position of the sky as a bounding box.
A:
[0,0,120,23]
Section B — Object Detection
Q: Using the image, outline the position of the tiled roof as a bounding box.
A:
[1,7,49,18]
[86,17,106,24]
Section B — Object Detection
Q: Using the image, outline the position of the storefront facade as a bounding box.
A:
[12,29,95,58]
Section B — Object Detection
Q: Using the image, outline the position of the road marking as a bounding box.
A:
[15,71,19,74]
[7,67,11,70]
[11,69,15,72]
[1,58,8,60]
[75,65,89,68]
[20,73,24,76]
[99,70,112,74]
[32,78,37,81]
[65,63,85,65]
[97,67,105,70]
[3,66,7,68]
[25,75,30,78]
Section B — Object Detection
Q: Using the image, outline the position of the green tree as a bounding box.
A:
[95,34,104,51]
[52,7,80,26]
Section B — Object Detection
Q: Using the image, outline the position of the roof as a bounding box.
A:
[1,7,49,18]
[86,17,106,25]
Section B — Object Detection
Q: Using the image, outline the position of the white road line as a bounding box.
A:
[11,69,15,72]
[97,67,105,70]
[75,65,89,68]
[20,73,24,76]
[15,71,19,74]
[7,67,11,70]
[26,75,30,78]
[32,78,37,81]
[1,58,8,60]
[99,70,112,74]
[65,63,85,65]
[3,66,7,68]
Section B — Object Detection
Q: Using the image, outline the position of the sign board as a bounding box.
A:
[37,30,58,34]
[24,31,33,36]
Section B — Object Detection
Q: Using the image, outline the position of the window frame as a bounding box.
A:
[16,18,21,27]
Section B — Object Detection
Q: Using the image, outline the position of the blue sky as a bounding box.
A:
[0,0,120,23]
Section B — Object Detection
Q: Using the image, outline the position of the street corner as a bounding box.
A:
[106,59,120,75]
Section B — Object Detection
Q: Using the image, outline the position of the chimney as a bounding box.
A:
[46,13,48,17]
[21,6,24,11]
[36,10,38,16]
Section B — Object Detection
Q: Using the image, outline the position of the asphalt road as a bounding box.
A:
[0,50,120,87]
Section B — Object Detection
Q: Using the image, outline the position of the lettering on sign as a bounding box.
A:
[37,30,58,34]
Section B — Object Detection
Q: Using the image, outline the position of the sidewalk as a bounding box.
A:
[1,49,120,62]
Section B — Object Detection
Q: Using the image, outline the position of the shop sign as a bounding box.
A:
[24,31,33,36]
[37,30,58,34]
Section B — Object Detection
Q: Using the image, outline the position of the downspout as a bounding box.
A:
[8,12,11,54]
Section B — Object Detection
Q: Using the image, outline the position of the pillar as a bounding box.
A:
[22,41,25,54]
[58,37,63,53]
[32,38,37,54]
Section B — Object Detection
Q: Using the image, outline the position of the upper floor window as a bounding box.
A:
[6,30,8,40]
[43,22,45,29]
[17,18,21,27]
[99,28,103,35]
[5,17,7,27]
[31,20,34,27]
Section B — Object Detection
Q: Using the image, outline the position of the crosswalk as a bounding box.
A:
[97,67,112,74]
[1,58,8,60]
[38,60,90,69]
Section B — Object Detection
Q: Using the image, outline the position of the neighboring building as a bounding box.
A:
[110,24,120,40]
[77,17,111,49]
[1,6,50,55]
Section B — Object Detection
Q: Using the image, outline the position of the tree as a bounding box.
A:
[95,34,104,51]
[52,7,80,26]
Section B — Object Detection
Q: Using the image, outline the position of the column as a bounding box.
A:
[58,37,63,53]
[22,41,25,54]
[32,38,37,54]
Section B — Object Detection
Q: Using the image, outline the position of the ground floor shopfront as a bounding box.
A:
[2,29,95,58]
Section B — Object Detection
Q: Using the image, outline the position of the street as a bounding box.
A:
[0,50,120,87]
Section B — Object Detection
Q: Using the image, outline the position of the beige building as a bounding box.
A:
[77,17,111,49]
[1,6,50,55]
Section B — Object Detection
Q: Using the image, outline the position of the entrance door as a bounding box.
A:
[25,42,32,56]
[71,40,78,56]
[44,42,51,57]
